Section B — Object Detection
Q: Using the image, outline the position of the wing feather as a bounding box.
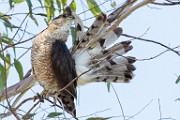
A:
[51,40,77,98]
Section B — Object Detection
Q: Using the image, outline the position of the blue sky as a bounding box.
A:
[0,0,180,120]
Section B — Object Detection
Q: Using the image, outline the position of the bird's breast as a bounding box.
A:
[31,41,60,94]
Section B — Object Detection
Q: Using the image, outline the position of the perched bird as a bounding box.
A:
[31,7,77,117]
[31,6,136,118]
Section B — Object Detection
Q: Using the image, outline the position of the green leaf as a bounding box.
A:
[29,14,38,26]
[15,0,24,4]
[107,81,111,92]
[25,0,32,14]
[70,27,76,45]
[1,36,13,45]
[5,54,11,76]
[86,117,112,120]
[22,113,36,119]
[0,12,14,31]
[1,33,16,58]
[4,22,19,31]
[9,0,24,8]
[47,112,63,118]
[44,0,55,22]
[61,0,67,9]
[56,0,61,11]
[9,0,13,8]
[5,54,11,65]
[111,1,116,8]
[14,59,23,80]
[0,12,11,23]
[0,63,6,91]
[87,0,102,16]
[175,75,180,84]
[70,0,76,12]
[44,0,50,21]
[110,1,116,8]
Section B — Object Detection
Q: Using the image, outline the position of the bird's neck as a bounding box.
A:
[43,27,69,42]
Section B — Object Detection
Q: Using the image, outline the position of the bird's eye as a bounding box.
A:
[62,13,72,19]
[62,14,67,17]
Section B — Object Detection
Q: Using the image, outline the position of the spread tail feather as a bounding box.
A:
[90,42,136,83]
[57,92,76,118]
[72,10,136,86]
[75,40,136,85]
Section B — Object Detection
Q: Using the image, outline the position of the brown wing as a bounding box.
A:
[50,40,77,116]
[51,40,77,97]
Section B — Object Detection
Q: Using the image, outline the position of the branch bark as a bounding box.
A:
[0,76,36,102]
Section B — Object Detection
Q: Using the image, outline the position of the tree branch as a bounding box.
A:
[0,75,36,102]
[111,84,125,120]
[152,1,180,6]
[122,33,180,56]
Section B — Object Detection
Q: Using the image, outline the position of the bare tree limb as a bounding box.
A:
[122,33,180,56]
[0,76,36,102]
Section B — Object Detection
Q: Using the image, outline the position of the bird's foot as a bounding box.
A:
[33,90,48,102]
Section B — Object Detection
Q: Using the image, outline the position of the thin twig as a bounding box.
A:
[0,111,12,119]
[1,5,57,53]
[11,13,30,45]
[24,101,40,117]
[158,99,162,120]
[16,47,31,62]
[127,99,153,120]
[77,109,110,119]
[122,33,180,56]
[106,0,154,34]
[152,1,180,6]
[1,36,34,53]
[59,67,92,92]
[77,0,111,15]
[45,98,62,109]
[14,96,36,111]
[111,84,126,120]
[158,118,176,120]
[18,21,28,43]
[136,46,180,61]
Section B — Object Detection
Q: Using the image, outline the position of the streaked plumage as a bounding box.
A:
[31,7,77,117]
[31,5,136,118]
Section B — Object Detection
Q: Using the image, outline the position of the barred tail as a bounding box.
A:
[73,10,136,85]
[57,92,76,118]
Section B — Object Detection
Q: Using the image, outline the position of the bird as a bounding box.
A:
[31,7,77,117]
[31,6,136,118]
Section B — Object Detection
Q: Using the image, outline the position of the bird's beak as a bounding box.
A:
[64,6,72,17]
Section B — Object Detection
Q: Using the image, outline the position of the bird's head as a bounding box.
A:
[48,7,73,32]
[45,6,83,41]
[46,7,74,41]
